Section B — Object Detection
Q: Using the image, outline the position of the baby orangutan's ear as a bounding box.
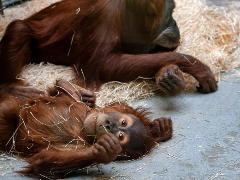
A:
[149,117,173,142]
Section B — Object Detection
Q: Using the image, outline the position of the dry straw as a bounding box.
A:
[0,0,240,107]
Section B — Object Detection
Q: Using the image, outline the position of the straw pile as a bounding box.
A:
[174,0,240,90]
[0,0,240,107]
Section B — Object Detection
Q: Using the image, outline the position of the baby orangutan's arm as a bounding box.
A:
[19,133,121,179]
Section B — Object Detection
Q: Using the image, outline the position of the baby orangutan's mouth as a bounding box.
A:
[83,112,109,137]
[96,124,110,136]
[96,115,111,136]
[83,113,99,135]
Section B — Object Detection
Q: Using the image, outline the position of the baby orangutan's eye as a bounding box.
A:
[121,119,127,126]
[119,132,124,140]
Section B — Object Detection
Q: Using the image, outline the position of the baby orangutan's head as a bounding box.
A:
[83,103,156,159]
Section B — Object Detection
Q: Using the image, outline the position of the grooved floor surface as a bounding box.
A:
[1,73,239,180]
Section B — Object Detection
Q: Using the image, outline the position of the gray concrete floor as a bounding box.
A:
[0,72,239,180]
[1,0,240,179]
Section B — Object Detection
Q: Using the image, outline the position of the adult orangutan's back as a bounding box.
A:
[0,0,217,98]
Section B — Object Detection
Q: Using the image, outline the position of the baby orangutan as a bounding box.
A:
[0,80,172,179]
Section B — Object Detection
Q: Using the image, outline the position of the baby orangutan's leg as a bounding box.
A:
[55,79,96,108]
[155,64,185,96]
[150,117,173,142]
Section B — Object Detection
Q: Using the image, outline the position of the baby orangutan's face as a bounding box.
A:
[83,112,147,152]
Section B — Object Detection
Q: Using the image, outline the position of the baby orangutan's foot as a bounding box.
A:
[155,64,185,96]
[150,117,173,142]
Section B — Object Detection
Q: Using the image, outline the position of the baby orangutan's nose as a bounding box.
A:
[105,120,113,131]
[103,119,119,133]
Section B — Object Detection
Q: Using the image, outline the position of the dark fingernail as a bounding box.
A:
[196,85,202,90]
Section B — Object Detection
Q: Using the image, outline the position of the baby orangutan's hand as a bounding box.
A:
[92,133,122,164]
[150,117,173,142]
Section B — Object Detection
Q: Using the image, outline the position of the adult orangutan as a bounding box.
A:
[0,0,217,98]
[0,80,173,179]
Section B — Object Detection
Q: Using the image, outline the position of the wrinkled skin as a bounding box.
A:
[122,0,180,53]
